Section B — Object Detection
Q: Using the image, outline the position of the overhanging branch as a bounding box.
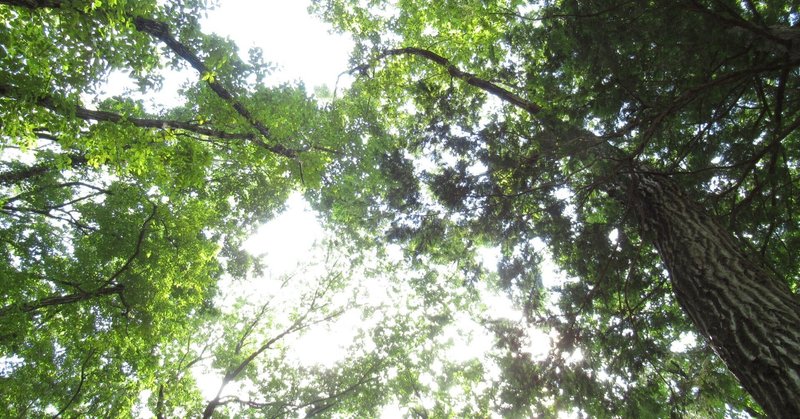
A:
[352,47,618,159]
[377,47,542,115]
[0,1,304,159]
[0,0,61,8]
[49,97,258,141]
[0,283,124,317]
[0,84,261,142]
[132,17,299,158]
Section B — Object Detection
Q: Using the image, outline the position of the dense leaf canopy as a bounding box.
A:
[309,0,800,416]
[1,0,799,417]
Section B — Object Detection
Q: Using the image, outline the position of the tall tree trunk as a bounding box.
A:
[620,170,800,417]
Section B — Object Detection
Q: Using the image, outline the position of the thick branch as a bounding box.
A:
[362,47,618,159]
[0,283,124,316]
[380,47,542,115]
[132,17,298,158]
[0,0,61,8]
[0,83,261,143]
[0,154,87,185]
[50,99,258,141]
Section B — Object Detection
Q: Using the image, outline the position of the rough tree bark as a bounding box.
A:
[621,170,800,417]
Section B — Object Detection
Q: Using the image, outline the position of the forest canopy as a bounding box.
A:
[1,0,799,417]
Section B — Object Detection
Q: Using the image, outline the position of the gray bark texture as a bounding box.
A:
[622,170,800,417]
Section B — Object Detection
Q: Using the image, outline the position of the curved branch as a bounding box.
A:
[354,47,623,162]
[53,349,96,418]
[104,203,157,286]
[0,204,157,316]
[378,47,542,115]
[132,17,299,158]
[0,84,261,143]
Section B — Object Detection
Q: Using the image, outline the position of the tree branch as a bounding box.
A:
[0,0,61,8]
[377,47,542,115]
[50,98,259,141]
[103,203,157,286]
[201,319,306,419]
[0,6,304,159]
[155,384,165,419]
[0,83,264,143]
[0,154,88,185]
[132,17,299,158]
[1,204,98,233]
[202,297,347,419]
[0,283,124,317]
[53,349,96,418]
[0,204,157,316]
[3,181,111,205]
[301,365,380,418]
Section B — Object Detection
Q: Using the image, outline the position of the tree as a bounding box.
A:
[309,0,800,416]
[0,0,325,414]
[142,241,457,419]
[3,0,799,416]
[0,1,496,416]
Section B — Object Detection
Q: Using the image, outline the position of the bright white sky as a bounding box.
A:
[202,0,353,91]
